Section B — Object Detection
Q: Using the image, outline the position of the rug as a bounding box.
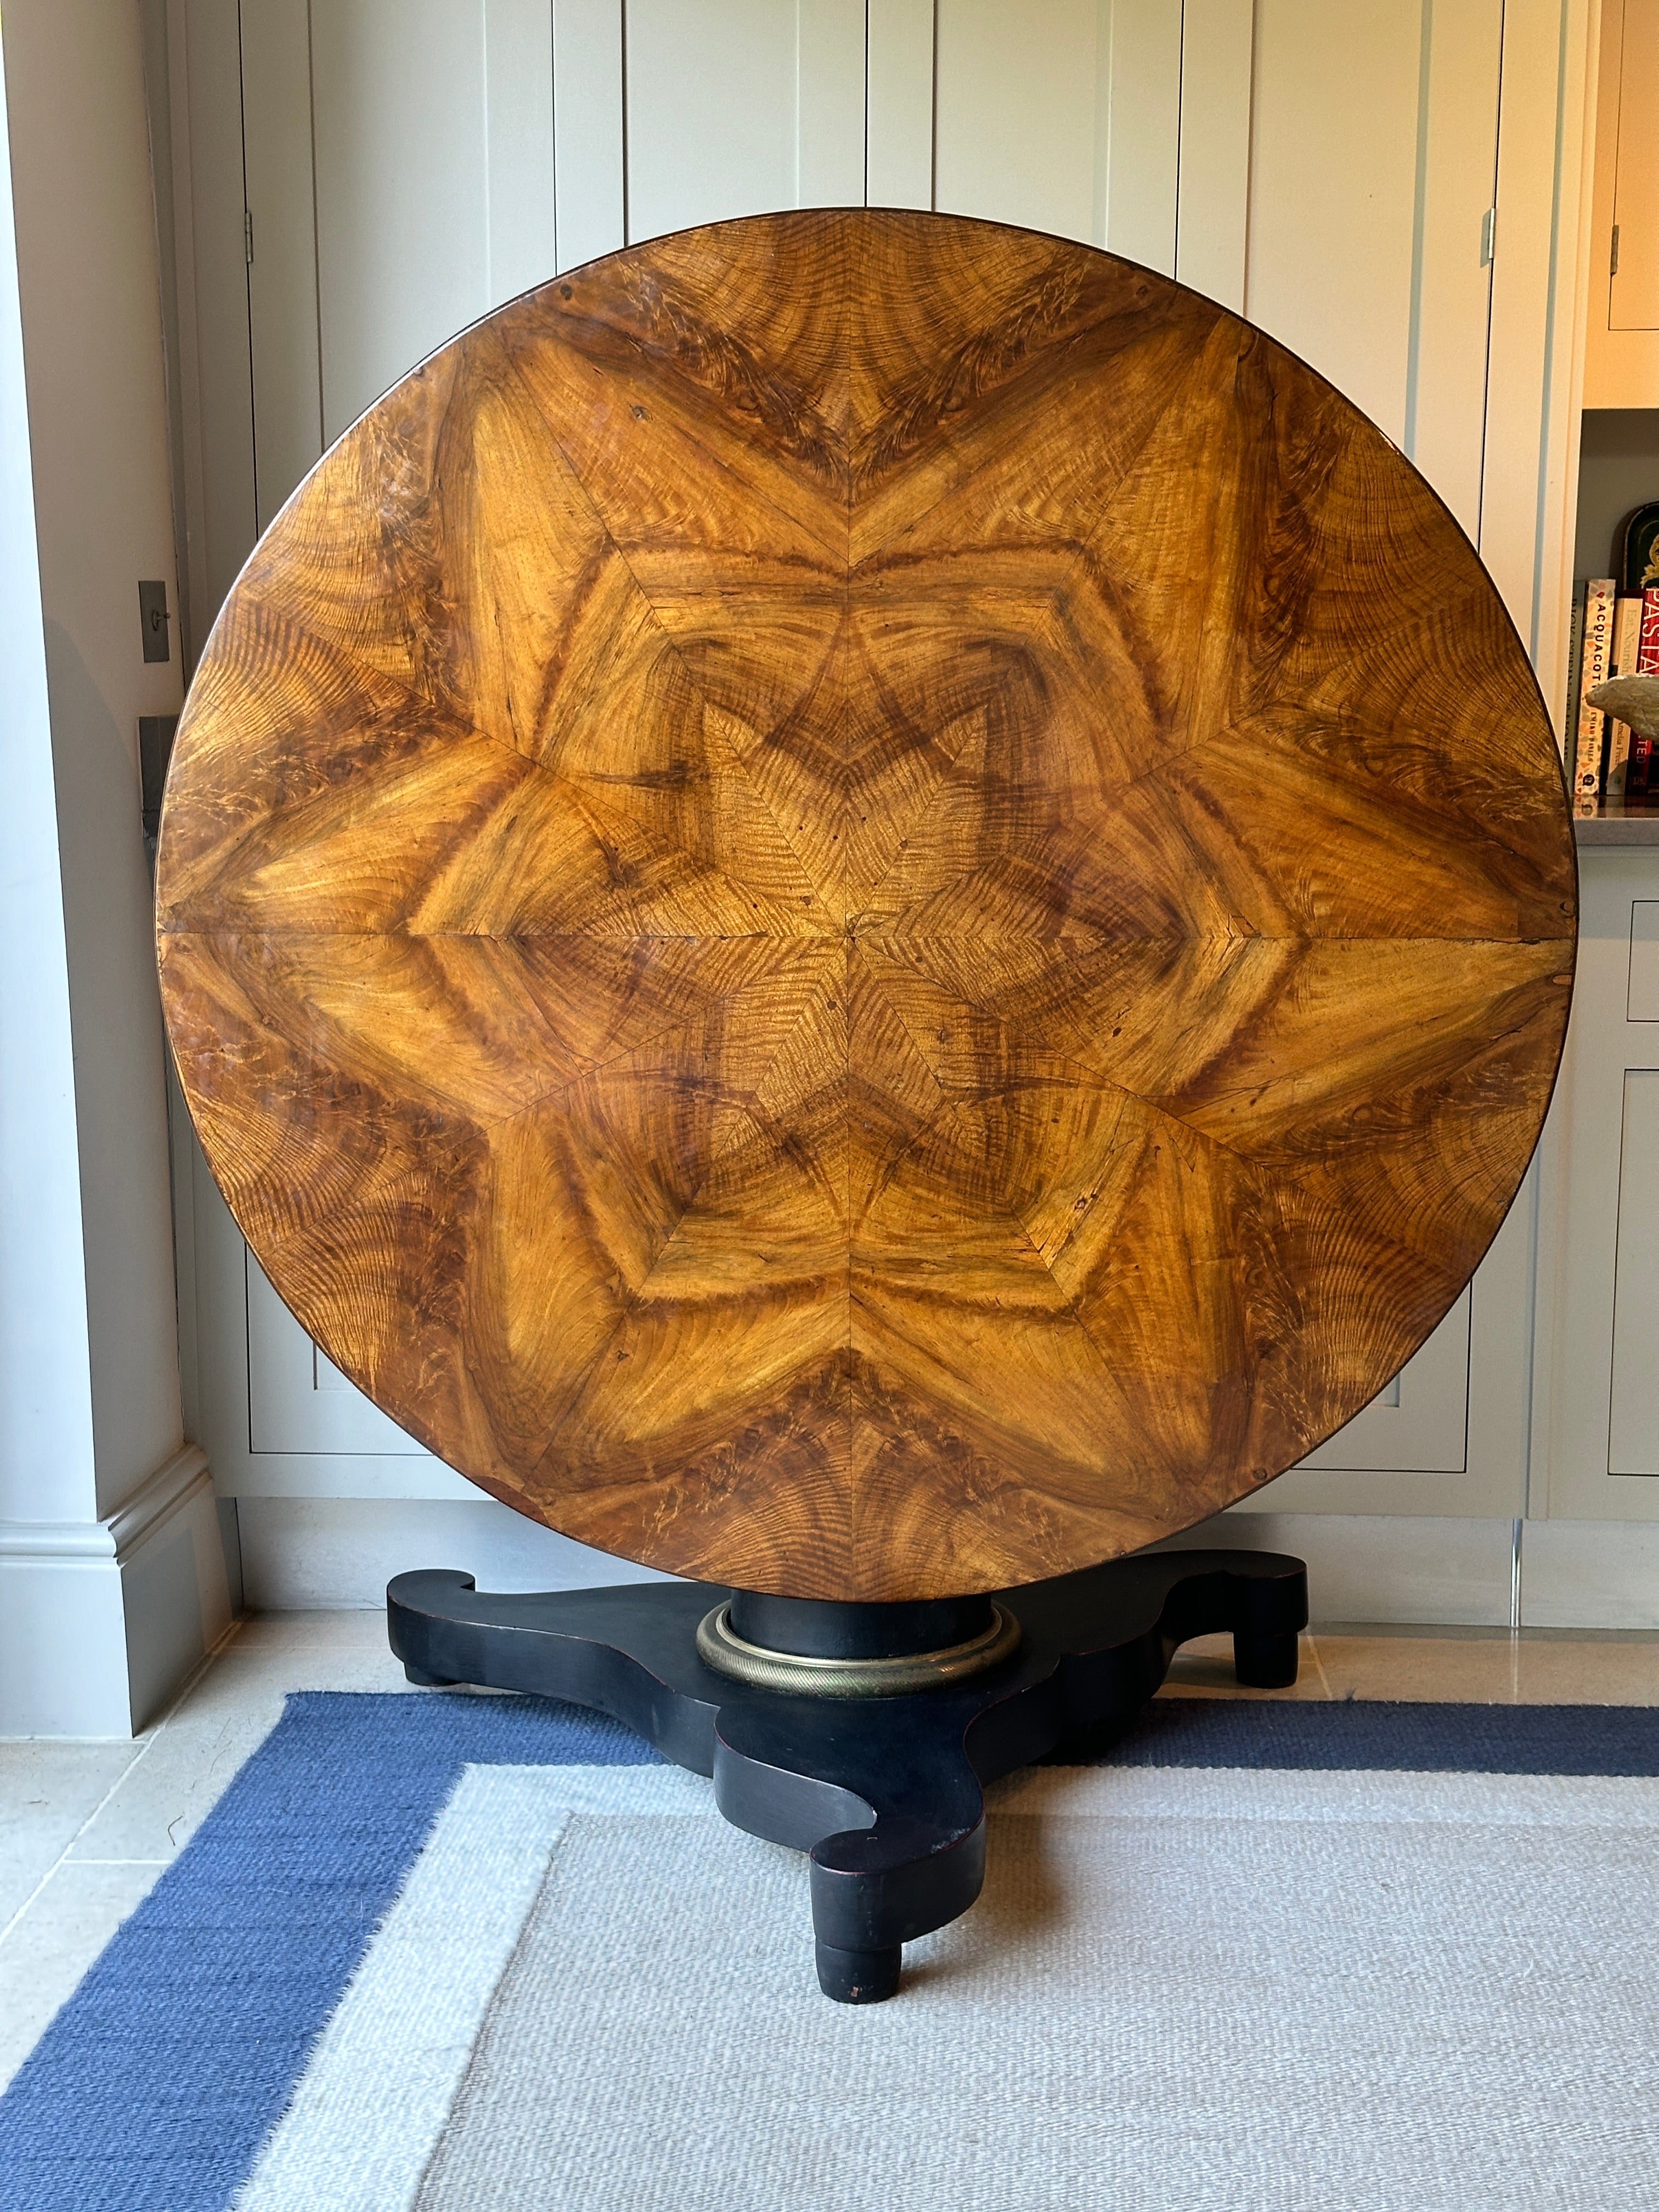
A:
[2,1694,1656,2212]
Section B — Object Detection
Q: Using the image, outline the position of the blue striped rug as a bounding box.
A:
[1,1693,1655,2212]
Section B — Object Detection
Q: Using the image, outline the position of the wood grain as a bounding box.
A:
[156,210,1576,1600]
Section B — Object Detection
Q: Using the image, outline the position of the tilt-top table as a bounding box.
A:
[156,210,1576,2000]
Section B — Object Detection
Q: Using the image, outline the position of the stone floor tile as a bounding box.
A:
[1511,1636,1659,1705]
[225,1607,392,1654]
[0,1743,143,1931]
[1312,1632,1523,1703]
[1159,1632,1332,1700]
[0,1859,163,2094]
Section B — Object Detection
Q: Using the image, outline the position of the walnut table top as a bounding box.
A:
[156,211,1576,1600]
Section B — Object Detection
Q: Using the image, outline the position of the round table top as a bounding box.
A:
[156,210,1576,1602]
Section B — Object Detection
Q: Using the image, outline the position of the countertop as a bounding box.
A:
[1574,802,1659,846]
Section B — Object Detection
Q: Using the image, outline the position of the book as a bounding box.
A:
[1575,578,1617,800]
[1640,584,1659,670]
[1628,586,1659,799]
[1566,580,1587,742]
[1605,594,1644,795]
[1629,732,1653,799]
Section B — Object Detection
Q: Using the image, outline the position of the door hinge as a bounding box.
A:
[1612,222,1621,278]
[138,578,172,664]
[1480,207,1497,267]
[244,208,254,266]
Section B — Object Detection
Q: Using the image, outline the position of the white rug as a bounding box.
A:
[234,1761,1659,2212]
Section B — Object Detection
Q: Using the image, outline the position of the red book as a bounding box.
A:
[1639,586,1659,672]
[1627,588,1659,797]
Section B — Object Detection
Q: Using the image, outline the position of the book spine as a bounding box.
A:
[1607,594,1644,795]
[1566,579,1587,747]
[1575,578,1617,800]
[1639,585,1659,672]
[1627,587,1659,798]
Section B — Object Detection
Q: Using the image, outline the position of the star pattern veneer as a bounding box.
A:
[156,210,1577,1604]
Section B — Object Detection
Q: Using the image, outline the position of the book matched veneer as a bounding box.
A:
[155,211,1576,1602]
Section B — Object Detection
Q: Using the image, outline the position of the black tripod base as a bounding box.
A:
[386,1547,1307,2002]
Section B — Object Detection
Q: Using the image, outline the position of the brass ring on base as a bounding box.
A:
[695,1600,1022,1698]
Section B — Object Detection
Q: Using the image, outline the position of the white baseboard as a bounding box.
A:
[0,1555,133,1735]
[1159,1510,1659,1630]
[229,1496,1659,1633]
[1154,1511,1518,1626]
[1519,1520,1659,1628]
[238,1499,1515,1626]
[0,1446,233,1734]
[236,1494,672,1610]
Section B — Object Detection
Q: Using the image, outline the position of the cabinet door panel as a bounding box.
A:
[246,1254,430,1458]
[244,0,556,503]
[625,0,795,239]
[1099,0,1183,269]
[240,0,322,534]
[187,1127,469,1497]
[484,0,558,303]
[311,0,490,441]
[624,0,863,242]
[1248,0,1421,442]
[867,0,935,211]
[1409,0,1503,537]
[552,0,625,269]
[1536,854,1659,1520]
[1609,1071,1659,1474]
[1247,0,1499,529]
[1628,902,1659,1019]
[933,0,1189,266]
[1587,0,1659,407]
[1610,0,1659,331]
[934,0,1105,245]
[1175,0,1254,311]
[797,0,868,206]
[1296,1292,1471,1473]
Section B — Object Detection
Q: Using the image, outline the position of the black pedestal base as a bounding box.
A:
[386,1548,1307,2002]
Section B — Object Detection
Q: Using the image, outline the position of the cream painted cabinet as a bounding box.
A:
[1584,0,1659,408]
[1610,1073,1659,1474]
[167,0,1598,1596]
[1538,847,1659,1514]
[240,0,559,528]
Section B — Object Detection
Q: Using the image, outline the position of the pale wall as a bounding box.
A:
[0,1,229,1734]
[2,0,185,1519]
[0,20,92,1533]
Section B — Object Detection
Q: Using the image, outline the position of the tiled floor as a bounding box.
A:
[2,1611,1657,2092]
[1165,1624,1659,1706]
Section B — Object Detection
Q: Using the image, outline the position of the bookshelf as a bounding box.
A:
[1575,802,1659,846]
